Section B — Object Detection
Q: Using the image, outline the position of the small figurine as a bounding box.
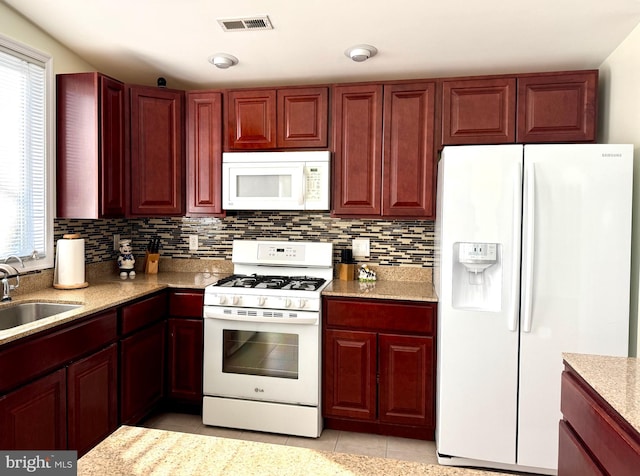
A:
[358,264,377,282]
[117,239,136,279]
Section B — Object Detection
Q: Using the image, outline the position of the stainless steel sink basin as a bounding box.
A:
[0,302,82,331]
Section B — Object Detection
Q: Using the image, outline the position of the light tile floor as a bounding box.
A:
[140,412,439,465]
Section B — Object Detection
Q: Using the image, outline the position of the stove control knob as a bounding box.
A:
[257,296,266,307]
[297,299,307,309]
[232,295,241,305]
[217,295,227,305]
[284,298,292,308]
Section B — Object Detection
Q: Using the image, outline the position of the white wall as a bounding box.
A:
[599,22,640,357]
[0,2,94,73]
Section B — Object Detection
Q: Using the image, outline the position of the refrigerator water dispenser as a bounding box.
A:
[452,242,501,311]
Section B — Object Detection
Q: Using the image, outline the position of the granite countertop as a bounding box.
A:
[563,352,640,434]
[0,262,437,345]
[0,271,226,346]
[323,279,437,302]
[78,425,501,476]
[323,265,437,302]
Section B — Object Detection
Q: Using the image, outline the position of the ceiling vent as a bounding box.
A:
[217,16,273,32]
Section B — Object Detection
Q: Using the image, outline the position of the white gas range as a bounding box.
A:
[202,240,333,438]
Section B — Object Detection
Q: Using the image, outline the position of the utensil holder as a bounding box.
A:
[144,252,159,274]
[338,263,355,281]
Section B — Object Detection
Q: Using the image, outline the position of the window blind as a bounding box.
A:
[0,47,47,261]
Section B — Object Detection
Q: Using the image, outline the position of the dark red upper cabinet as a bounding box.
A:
[57,73,126,218]
[516,70,597,143]
[225,89,277,149]
[225,87,328,150]
[332,84,383,216]
[186,91,224,217]
[383,82,436,218]
[276,87,328,148]
[441,70,597,146]
[442,77,517,145]
[128,85,185,216]
[332,82,435,219]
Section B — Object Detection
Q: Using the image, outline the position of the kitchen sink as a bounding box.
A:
[0,302,82,331]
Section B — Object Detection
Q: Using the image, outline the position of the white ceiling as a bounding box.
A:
[5,0,640,90]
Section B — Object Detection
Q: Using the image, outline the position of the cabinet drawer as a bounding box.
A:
[0,310,117,393]
[120,292,167,335]
[558,420,604,476]
[324,298,434,334]
[560,370,640,476]
[169,290,204,318]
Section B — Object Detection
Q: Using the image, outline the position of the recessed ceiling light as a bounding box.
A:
[208,53,239,69]
[345,45,378,62]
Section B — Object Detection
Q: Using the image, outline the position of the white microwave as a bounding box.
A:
[222,151,331,210]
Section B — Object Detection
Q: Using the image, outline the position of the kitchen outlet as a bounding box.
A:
[352,238,370,257]
[189,235,199,251]
[113,234,120,251]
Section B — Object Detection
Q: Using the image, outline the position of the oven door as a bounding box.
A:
[203,307,320,406]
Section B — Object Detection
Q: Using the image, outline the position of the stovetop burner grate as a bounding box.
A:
[214,274,326,291]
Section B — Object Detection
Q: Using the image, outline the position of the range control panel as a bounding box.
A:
[257,244,305,261]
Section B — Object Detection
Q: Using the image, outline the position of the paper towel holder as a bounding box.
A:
[53,233,89,289]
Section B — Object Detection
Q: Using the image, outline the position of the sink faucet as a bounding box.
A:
[0,275,10,302]
[5,255,24,268]
[0,260,22,302]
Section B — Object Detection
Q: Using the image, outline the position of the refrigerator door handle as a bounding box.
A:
[522,162,535,333]
[508,161,522,332]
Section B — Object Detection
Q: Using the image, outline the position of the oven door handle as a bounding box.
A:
[203,308,318,325]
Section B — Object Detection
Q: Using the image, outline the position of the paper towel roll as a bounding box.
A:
[54,235,89,289]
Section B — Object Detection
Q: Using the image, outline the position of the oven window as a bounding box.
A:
[223,330,299,379]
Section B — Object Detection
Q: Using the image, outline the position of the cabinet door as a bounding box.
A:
[56,72,126,218]
[0,369,66,450]
[383,82,436,217]
[186,91,224,216]
[442,77,516,145]
[276,87,328,148]
[226,89,276,149]
[379,334,433,427]
[323,329,377,421]
[120,321,166,424]
[129,85,184,216]
[167,318,203,402]
[67,344,118,456]
[517,71,597,143]
[100,75,127,217]
[332,84,383,216]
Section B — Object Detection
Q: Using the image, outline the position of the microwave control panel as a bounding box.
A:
[305,166,322,200]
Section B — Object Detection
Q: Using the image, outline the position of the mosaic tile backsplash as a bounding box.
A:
[55,212,435,268]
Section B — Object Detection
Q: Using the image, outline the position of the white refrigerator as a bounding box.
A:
[434,144,632,474]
